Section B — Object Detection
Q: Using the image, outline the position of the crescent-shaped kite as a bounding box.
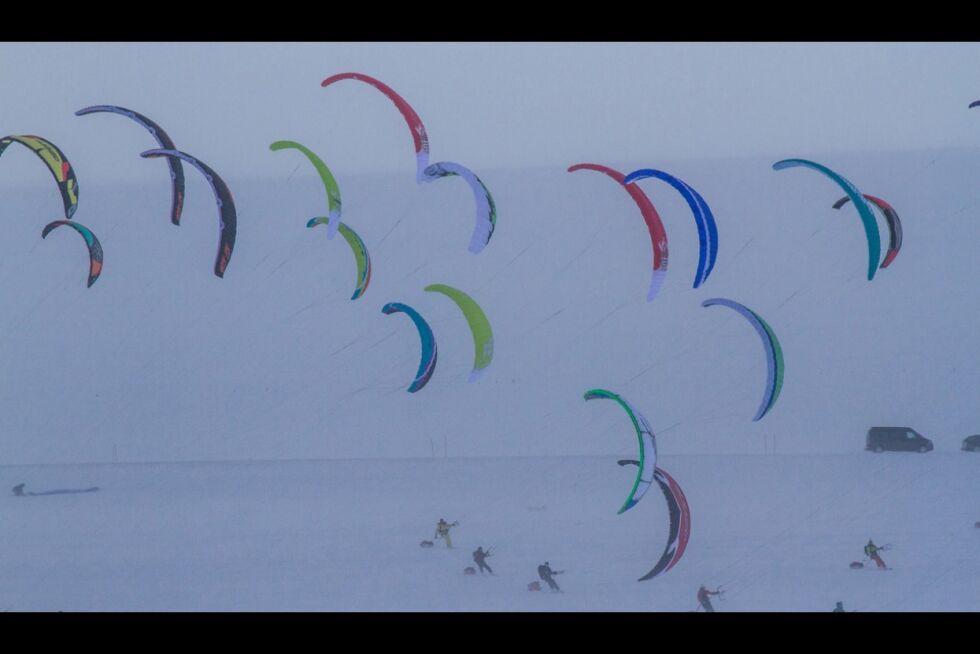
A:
[622,168,718,289]
[832,194,902,269]
[423,284,492,381]
[617,461,692,580]
[307,217,372,300]
[568,163,669,301]
[0,135,79,219]
[639,467,691,581]
[75,105,185,225]
[139,149,236,278]
[772,158,880,281]
[271,140,342,240]
[41,220,103,287]
[422,162,496,254]
[701,298,784,421]
[321,72,431,183]
[583,388,656,514]
[381,302,438,393]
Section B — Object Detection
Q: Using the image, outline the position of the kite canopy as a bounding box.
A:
[772,158,880,281]
[75,105,185,225]
[422,162,496,254]
[622,168,717,290]
[307,217,372,300]
[701,298,784,421]
[321,72,431,182]
[638,467,691,581]
[41,220,104,287]
[0,135,79,219]
[568,163,669,301]
[832,194,902,269]
[271,140,342,240]
[381,302,438,393]
[140,149,237,278]
[583,389,656,514]
[423,284,493,381]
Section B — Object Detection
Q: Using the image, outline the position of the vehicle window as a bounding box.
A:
[907,431,916,439]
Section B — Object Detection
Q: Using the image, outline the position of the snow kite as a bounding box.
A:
[622,168,717,289]
[381,302,438,393]
[567,163,669,301]
[321,72,495,253]
[139,149,237,278]
[583,388,656,514]
[271,140,342,240]
[0,135,78,219]
[41,220,103,287]
[75,105,185,225]
[423,284,493,381]
[321,72,431,182]
[618,460,691,580]
[307,217,372,300]
[701,298,784,421]
[421,162,496,254]
[832,194,902,269]
[969,100,980,109]
[772,158,880,281]
[641,467,691,581]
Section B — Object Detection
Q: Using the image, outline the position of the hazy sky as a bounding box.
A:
[1,42,979,464]
[3,42,980,185]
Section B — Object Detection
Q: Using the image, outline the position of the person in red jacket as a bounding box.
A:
[697,585,723,612]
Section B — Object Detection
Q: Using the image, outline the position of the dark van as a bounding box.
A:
[866,427,933,453]
[962,435,980,452]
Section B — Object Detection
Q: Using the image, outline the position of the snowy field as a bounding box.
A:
[1,453,976,612]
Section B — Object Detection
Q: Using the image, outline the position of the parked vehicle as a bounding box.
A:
[962,434,980,452]
[866,427,933,453]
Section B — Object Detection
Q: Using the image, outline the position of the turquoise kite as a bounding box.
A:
[307,217,371,300]
[423,283,493,381]
[701,298,784,421]
[41,220,103,287]
[271,140,343,240]
[583,389,657,514]
[772,158,880,281]
[382,302,437,393]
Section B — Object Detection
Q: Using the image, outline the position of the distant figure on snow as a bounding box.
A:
[537,561,562,592]
[12,483,25,496]
[473,546,494,574]
[697,585,723,612]
[833,601,845,612]
[864,539,888,569]
[434,518,458,548]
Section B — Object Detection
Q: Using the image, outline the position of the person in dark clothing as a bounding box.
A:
[12,483,25,496]
[473,547,493,574]
[833,601,845,612]
[537,562,562,592]
[697,585,722,612]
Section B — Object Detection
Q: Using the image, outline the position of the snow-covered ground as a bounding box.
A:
[1,452,975,612]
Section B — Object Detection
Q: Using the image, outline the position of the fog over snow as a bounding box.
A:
[0,43,977,612]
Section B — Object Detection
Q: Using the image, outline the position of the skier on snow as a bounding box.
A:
[537,561,562,592]
[434,518,458,548]
[697,585,723,612]
[12,483,25,496]
[473,546,494,575]
[864,539,888,569]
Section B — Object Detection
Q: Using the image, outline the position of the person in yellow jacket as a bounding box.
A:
[434,518,458,548]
